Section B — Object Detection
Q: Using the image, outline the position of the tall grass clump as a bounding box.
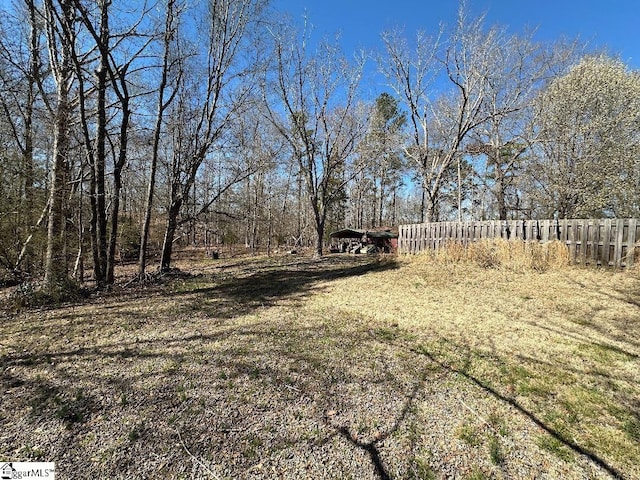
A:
[411,239,569,272]
[491,239,569,272]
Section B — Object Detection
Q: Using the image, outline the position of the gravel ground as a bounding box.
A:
[0,254,636,479]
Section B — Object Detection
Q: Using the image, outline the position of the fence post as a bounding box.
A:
[541,220,550,242]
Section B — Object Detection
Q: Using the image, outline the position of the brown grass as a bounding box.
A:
[1,251,638,479]
[427,239,570,272]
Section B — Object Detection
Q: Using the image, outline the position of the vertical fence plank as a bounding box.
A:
[567,219,576,262]
[513,220,521,240]
[614,219,625,268]
[578,220,587,265]
[412,223,416,253]
[557,219,564,243]
[592,220,601,265]
[405,224,410,254]
[429,223,435,250]
[627,219,637,267]
[403,224,408,254]
[404,224,409,254]
[602,219,612,266]
[541,220,550,242]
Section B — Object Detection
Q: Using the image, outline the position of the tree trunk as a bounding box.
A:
[371,180,378,228]
[73,170,84,283]
[266,192,273,255]
[44,150,69,290]
[496,177,507,220]
[313,221,324,257]
[43,0,73,290]
[420,186,426,223]
[23,0,40,223]
[423,188,438,223]
[89,154,101,282]
[160,200,182,272]
[106,77,130,283]
[391,187,397,226]
[378,178,385,228]
[137,14,167,275]
[93,1,109,286]
[457,156,462,222]
[107,156,124,283]
[312,199,325,257]
[493,151,508,220]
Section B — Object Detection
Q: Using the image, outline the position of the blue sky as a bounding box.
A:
[273,0,639,71]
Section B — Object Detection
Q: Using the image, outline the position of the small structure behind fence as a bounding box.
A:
[398,219,640,267]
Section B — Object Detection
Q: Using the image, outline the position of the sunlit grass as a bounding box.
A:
[1,250,638,478]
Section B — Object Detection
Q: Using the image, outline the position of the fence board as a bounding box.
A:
[541,220,550,242]
[398,218,639,268]
[615,219,625,267]
[602,219,612,266]
[627,219,637,267]
[590,220,599,265]
[577,220,587,265]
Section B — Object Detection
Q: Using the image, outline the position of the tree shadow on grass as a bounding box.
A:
[563,276,640,349]
[4,255,633,478]
[0,300,433,479]
[4,308,629,478]
[332,372,427,480]
[169,255,400,319]
[401,340,630,480]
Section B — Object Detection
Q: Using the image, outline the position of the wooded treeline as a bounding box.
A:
[1,0,639,290]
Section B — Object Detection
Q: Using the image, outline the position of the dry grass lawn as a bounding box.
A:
[1,250,638,479]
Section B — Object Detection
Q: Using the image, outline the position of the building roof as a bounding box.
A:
[329,228,398,239]
[329,228,365,239]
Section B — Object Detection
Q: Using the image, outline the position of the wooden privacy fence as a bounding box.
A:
[398,219,640,267]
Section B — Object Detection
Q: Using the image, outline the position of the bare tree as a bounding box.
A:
[465,31,549,220]
[158,0,267,272]
[42,0,74,290]
[72,0,153,284]
[381,7,511,222]
[265,22,367,256]
[357,92,406,227]
[379,26,441,222]
[0,0,50,275]
[0,1,43,211]
[138,0,182,276]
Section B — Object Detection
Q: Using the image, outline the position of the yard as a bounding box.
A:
[1,252,638,479]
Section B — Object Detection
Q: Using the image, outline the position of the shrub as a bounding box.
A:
[7,278,85,310]
[118,216,141,261]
